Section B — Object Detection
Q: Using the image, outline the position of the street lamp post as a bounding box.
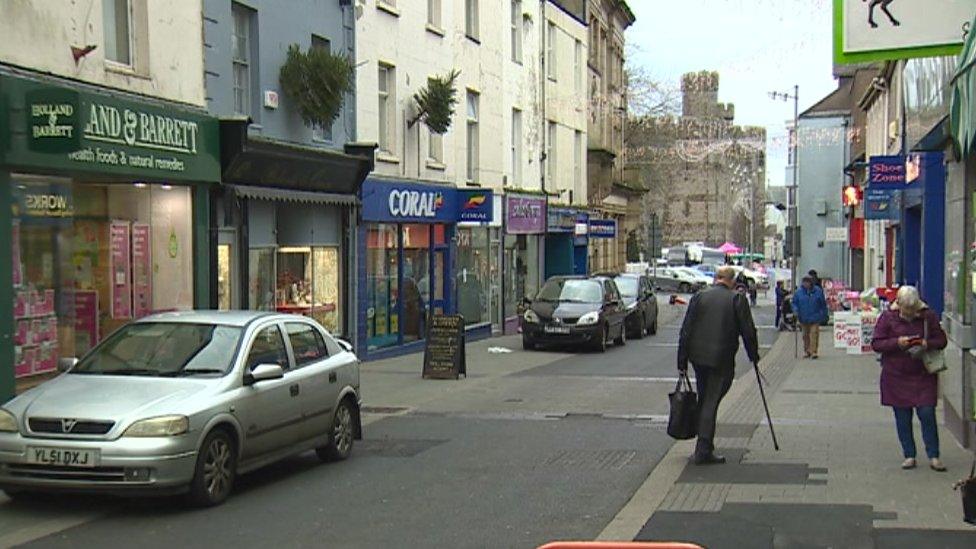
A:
[770,85,799,357]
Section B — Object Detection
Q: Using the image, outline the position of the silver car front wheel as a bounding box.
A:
[188,430,236,507]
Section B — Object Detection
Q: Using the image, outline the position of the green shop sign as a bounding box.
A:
[1,75,219,182]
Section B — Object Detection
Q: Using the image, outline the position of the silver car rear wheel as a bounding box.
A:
[317,399,355,462]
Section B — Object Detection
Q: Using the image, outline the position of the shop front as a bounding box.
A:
[0,71,220,398]
[545,207,587,278]
[457,193,502,335]
[503,194,546,334]
[589,217,618,271]
[214,121,373,341]
[358,179,493,359]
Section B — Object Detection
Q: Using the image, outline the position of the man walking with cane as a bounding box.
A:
[678,266,761,465]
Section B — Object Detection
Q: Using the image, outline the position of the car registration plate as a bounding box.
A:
[26,447,98,468]
[544,325,570,334]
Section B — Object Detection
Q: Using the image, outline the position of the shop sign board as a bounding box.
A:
[361,180,495,224]
[457,189,494,223]
[864,188,902,220]
[834,0,974,64]
[547,207,578,233]
[1,75,220,181]
[589,219,617,238]
[505,194,547,234]
[825,227,848,242]
[422,314,466,380]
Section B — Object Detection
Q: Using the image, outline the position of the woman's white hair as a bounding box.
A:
[894,286,924,312]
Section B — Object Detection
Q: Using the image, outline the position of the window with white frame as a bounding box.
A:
[546,22,557,81]
[428,128,443,164]
[378,64,396,154]
[466,0,479,40]
[466,91,480,181]
[231,3,254,116]
[311,35,334,142]
[547,121,557,188]
[574,130,582,200]
[511,1,522,63]
[428,0,441,27]
[511,109,522,185]
[103,0,132,65]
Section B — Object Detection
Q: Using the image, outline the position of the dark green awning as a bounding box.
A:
[951,14,976,156]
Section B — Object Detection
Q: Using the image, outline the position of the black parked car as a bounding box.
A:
[520,275,627,352]
[600,273,659,338]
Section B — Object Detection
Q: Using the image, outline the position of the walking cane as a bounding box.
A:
[753,361,780,451]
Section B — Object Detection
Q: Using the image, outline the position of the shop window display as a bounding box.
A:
[11,176,194,379]
[366,224,399,350]
[249,248,276,311]
[274,247,341,333]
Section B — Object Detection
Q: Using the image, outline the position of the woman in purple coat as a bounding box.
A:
[871,286,948,471]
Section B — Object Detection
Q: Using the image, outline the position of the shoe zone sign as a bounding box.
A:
[834,0,976,64]
[868,153,942,191]
[360,180,492,223]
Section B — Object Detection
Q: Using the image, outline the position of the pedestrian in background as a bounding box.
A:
[808,269,822,288]
[871,286,948,472]
[677,266,760,465]
[792,276,828,358]
[774,281,786,330]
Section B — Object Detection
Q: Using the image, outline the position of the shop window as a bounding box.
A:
[249,248,276,311]
[366,224,399,350]
[275,246,341,333]
[401,224,433,343]
[217,244,232,310]
[457,228,492,326]
[11,178,193,379]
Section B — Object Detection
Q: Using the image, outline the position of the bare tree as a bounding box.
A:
[625,42,680,117]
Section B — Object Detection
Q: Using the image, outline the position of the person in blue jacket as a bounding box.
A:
[792,275,828,358]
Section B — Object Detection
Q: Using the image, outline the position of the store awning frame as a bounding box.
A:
[219,119,376,194]
[950,13,976,157]
[229,185,359,206]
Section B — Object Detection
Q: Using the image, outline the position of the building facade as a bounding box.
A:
[0,0,221,399]
[354,0,590,355]
[203,0,372,347]
[586,0,634,272]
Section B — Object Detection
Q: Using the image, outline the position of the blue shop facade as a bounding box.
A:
[868,153,946,315]
[357,178,494,359]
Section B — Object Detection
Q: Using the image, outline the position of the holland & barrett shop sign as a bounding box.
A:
[2,75,219,182]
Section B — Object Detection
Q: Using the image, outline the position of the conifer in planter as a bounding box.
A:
[279,44,354,128]
[410,69,461,134]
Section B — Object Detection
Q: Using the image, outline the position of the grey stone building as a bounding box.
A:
[627,71,766,254]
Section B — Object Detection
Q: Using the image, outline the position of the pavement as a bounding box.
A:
[600,325,976,548]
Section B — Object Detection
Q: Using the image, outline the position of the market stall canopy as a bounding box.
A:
[718,242,741,254]
[951,13,976,157]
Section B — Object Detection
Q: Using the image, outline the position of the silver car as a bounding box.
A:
[0,311,362,506]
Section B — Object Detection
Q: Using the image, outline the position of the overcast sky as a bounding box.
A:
[625,0,839,188]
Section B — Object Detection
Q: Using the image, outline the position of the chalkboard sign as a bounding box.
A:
[422,314,466,380]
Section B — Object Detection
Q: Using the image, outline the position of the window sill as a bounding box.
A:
[466,34,481,45]
[104,60,149,80]
[426,24,445,37]
[426,160,446,171]
[376,153,400,165]
[376,2,400,17]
